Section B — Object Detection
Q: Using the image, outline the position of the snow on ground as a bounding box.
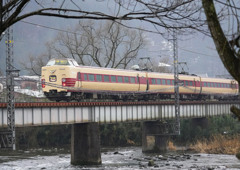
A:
[15,88,45,98]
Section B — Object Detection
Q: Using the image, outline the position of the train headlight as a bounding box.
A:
[41,79,45,88]
[62,78,66,86]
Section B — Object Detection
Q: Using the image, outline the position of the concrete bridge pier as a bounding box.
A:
[71,122,101,165]
[142,121,168,153]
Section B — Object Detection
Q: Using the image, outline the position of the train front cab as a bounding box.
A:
[41,58,79,100]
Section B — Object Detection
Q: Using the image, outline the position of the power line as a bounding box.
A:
[178,47,217,57]
[20,20,135,44]
[20,20,82,36]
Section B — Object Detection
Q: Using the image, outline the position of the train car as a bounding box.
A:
[41,58,148,101]
[200,77,238,99]
[147,72,202,99]
[41,58,239,101]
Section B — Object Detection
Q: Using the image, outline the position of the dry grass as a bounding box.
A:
[190,135,240,155]
[168,140,177,151]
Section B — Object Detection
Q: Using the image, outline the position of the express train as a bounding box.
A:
[41,58,239,102]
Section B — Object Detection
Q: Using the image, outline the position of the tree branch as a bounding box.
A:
[230,105,240,121]
[202,0,240,84]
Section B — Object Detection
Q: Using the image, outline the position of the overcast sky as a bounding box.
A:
[0,1,229,78]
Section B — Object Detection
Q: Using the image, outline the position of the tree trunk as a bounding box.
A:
[202,0,240,84]
[230,105,240,121]
[202,0,240,117]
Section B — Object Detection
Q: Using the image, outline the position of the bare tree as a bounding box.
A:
[22,20,145,74]
[1,0,206,42]
[2,0,239,86]
[47,20,145,69]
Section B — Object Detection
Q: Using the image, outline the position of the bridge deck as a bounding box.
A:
[0,101,239,127]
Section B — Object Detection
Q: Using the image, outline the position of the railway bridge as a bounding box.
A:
[0,100,239,165]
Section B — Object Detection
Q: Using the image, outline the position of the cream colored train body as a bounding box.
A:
[41,58,238,101]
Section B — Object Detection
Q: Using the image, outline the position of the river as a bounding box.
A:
[0,147,240,169]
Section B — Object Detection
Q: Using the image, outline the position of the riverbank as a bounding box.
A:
[189,135,240,155]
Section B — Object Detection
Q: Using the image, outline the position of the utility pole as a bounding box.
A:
[173,29,180,135]
[4,0,16,150]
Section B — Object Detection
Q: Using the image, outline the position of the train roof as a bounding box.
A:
[44,58,237,82]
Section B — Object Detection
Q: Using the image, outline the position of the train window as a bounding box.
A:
[172,80,175,85]
[157,79,161,84]
[104,75,110,82]
[124,77,129,83]
[77,72,81,80]
[130,77,135,83]
[167,80,171,85]
[89,74,95,81]
[208,82,211,87]
[162,79,166,85]
[189,81,193,86]
[118,76,123,83]
[111,76,116,82]
[186,81,189,86]
[84,74,88,81]
[96,75,102,82]
[204,82,207,87]
[152,79,156,84]
[55,59,70,65]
